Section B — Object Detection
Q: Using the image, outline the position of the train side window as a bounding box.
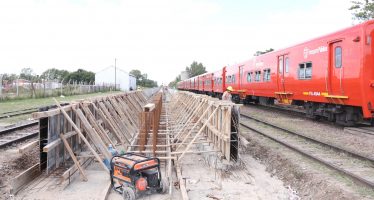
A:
[279,57,283,73]
[232,75,235,83]
[298,62,312,79]
[247,72,252,82]
[255,71,261,82]
[227,76,231,83]
[305,63,312,78]
[335,47,342,68]
[263,69,271,81]
[285,57,289,73]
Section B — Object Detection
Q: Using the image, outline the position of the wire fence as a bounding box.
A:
[0,80,119,101]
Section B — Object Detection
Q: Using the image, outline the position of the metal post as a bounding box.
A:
[0,74,3,96]
[16,76,19,97]
[60,78,65,97]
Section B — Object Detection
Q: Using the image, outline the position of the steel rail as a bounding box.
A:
[0,109,38,119]
[0,121,38,136]
[240,114,374,163]
[240,115,374,189]
[0,130,39,148]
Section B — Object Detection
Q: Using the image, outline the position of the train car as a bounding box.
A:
[202,73,214,95]
[177,20,374,125]
[238,20,374,125]
[196,74,205,93]
[212,69,225,97]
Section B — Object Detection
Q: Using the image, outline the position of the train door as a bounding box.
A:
[277,56,285,92]
[239,65,244,90]
[329,41,343,95]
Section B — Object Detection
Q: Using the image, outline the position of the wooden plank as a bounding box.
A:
[10,164,41,194]
[43,131,77,152]
[97,102,130,143]
[115,96,138,130]
[177,107,219,161]
[92,103,125,148]
[176,164,189,200]
[60,133,88,181]
[108,97,136,136]
[32,105,76,119]
[74,108,112,160]
[53,98,109,173]
[19,140,39,154]
[103,100,132,141]
[81,104,114,147]
[143,103,155,111]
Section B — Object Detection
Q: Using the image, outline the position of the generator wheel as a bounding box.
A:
[157,178,168,194]
[122,186,135,200]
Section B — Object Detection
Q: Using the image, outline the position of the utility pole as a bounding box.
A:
[114,58,117,90]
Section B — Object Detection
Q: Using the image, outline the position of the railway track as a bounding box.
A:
[0,121,39,148]
[240,113,374,189]
[0,108,38,119]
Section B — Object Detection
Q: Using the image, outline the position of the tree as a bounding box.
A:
[185,61,206,78]
[130,69,158,88]
[254,48,274,56]
[130,69,145,86]
[168,75,181,88]
[350,0,374,21]
[20,67,35,80]
[41,68,69,81]
[66,69,95,84]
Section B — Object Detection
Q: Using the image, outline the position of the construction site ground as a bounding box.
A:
[8,90,369,199]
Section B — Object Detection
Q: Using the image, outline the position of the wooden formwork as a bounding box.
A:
[31,91,148,182]
[169,91,240,162]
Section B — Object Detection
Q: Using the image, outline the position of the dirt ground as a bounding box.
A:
[109,142,291,200]
[180,151,291,200]
[0,139,39,200]
[241,126,374,199]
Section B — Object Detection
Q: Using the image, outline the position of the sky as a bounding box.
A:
[0,0,355,85]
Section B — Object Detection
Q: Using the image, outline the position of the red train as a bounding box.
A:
[177,20,374,126]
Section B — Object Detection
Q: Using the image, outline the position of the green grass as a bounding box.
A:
[0,91,122,125]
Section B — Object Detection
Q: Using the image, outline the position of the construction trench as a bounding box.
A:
[8,88,244,199]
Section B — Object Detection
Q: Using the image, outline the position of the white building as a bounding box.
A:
[95,66,137,91]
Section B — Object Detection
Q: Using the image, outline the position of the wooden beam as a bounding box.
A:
[31,104,76,119]
[10,164,41,194]
[60,133,88,181]
[43,131,77,152]
[18,140,39,154]
[74,108,112,160]
[176,164,189,200]
[178,107,219,161]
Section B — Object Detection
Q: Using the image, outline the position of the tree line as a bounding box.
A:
[129,69,158,88]
[1,68,159,89]
[168,61,207,88]
[1,67,95,85]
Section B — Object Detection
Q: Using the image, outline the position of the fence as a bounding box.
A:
[0,80,119,101]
